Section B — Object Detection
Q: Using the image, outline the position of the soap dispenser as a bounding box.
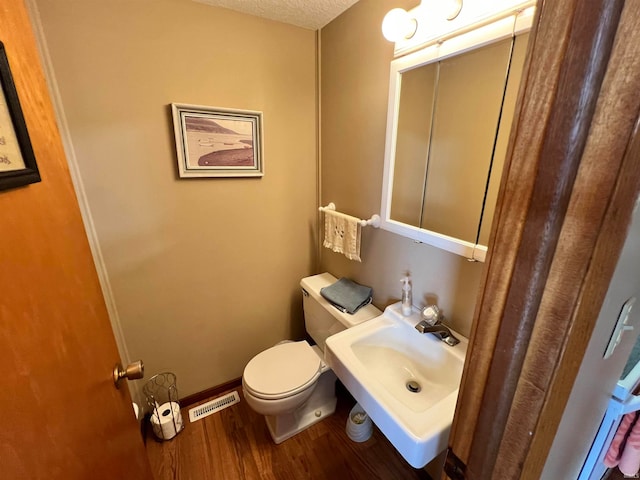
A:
[401,276,412,316]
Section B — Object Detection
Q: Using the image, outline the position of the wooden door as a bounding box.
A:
[0,1,153,478]
[446,0,640,478]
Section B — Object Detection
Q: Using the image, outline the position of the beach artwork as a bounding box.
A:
[0,79,25,173]
[172,104,263,178]
[0,41,40,191]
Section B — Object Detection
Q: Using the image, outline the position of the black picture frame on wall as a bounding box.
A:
[0,41,40,192]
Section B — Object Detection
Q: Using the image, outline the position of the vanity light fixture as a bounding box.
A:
[381,8,418,42]
[382,1,464,43]
[437,0,464,21]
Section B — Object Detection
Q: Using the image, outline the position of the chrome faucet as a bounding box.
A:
[415,305,460,346]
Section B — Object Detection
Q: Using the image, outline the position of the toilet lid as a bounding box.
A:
[243,341,321,399]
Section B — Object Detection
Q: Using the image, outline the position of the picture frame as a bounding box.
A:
[0,41,40,192]
[171,103,263,178]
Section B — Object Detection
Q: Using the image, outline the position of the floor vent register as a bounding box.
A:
[188,391,240,422]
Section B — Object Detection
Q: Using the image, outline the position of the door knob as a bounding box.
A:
[113,360,144,388]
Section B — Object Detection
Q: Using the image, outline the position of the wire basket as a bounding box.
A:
[143,372,185,441]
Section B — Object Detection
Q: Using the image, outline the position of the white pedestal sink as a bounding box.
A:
[325,302,467,468]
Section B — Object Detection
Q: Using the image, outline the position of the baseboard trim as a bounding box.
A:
[180,377,242,407]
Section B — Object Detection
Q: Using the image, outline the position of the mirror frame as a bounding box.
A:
[380,10,534,262]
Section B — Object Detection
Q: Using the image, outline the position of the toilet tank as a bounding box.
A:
[300,273,381,351]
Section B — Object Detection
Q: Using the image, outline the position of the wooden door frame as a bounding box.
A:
[446,0,640,478]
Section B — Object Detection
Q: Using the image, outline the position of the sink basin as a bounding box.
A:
[325,302,467,468]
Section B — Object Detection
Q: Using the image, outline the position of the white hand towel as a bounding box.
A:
[323,209,362,262]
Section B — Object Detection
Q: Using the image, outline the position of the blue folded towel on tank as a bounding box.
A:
[320,278,373,314]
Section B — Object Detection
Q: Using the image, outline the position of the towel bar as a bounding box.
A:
[319,202,381,228]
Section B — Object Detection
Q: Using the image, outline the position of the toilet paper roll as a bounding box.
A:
[151,401,184,440]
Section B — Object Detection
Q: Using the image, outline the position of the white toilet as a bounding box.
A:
[242,272,381,444]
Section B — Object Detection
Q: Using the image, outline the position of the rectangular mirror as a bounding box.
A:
[381,11,533,261]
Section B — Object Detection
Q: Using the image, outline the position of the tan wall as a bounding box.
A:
[320,0,483,338]
[35,0,317,396]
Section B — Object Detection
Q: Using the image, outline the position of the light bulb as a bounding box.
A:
[381,8,418,42]
[431,0,463,21]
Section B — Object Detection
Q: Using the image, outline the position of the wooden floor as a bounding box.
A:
[146,384,431,480]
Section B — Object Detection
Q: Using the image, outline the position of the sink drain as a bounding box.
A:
[406,380,421,393]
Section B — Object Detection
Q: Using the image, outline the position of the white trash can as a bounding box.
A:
[346,403,373,442]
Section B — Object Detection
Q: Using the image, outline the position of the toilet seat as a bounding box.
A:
[243,341,321,400]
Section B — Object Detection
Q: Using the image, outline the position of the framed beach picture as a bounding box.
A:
[171,103,263,178]
[0,42,40,192]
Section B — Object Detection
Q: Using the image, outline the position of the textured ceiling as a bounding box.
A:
[192,0,360,29]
